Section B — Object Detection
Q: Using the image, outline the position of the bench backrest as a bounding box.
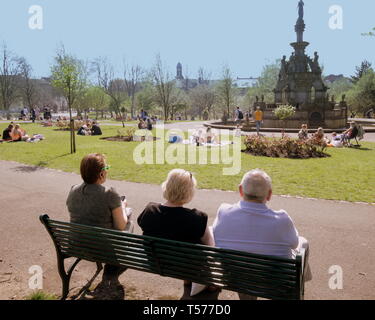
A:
[40,215,303,300]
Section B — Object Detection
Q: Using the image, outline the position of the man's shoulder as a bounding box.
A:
[218,202,239,214]
[270,208,294,223]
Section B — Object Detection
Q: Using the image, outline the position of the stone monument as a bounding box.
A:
[258,1,348,129]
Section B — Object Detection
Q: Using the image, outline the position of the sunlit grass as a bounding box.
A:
[1,123,374,203]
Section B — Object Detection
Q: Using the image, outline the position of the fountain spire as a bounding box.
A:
[295,0,305,43]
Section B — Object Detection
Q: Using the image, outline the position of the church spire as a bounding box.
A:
[176,62,184,80]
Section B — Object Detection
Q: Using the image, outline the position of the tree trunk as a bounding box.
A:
[69,105,76,154]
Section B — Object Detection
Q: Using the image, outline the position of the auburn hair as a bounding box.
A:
[80,153,106,184]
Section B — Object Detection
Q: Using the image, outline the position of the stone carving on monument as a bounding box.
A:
[256,1,347,129]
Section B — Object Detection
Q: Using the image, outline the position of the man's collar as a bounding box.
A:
[239,200,268,209]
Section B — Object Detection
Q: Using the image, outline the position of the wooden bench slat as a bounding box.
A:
[158,257,297,288]
[50,225,150,246]
[154,251,297,283]
[61,247,158,270]
[153,241,297,266]
[157,260,296,291]
[154,245,298,274]
[158,268,295,300]
[53,232,153,254]
[55,238,152,259]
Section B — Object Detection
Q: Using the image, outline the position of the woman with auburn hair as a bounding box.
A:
[66,153,132,282]
[138,169,214,246]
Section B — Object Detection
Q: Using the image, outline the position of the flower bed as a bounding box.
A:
[243,135,328,159]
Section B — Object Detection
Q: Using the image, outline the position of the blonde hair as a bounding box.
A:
[162,169,197,205]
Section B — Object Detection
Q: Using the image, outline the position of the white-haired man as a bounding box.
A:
[212,169,310,299]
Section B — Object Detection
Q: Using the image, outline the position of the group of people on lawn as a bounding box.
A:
[1,123,29,142]
[77,120,102,136]
[66,153,311,299]
[298,122,363,147]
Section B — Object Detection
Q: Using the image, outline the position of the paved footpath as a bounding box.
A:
[0,160,374,300]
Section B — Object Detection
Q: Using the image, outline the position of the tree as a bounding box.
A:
[197,67,211,85]
[18,57,40,110]
[327,78,354,101]
[123,62,143,118]
[189,84,216,120]
[347,70,375,116]
[351,60,373,84]
[51,47,88,154]
[93,57,128,127]
[77,86,110,119]
[151,54,176,120]
[247,60,280,105]
[136,82,156,115]
[216,66,236,118]
[0,44,21,118]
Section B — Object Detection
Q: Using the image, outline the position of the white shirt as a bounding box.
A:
[213,201,299,259]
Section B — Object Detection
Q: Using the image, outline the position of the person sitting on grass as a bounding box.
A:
[213,169,311,300]
[11,124,29,142]
[66,153,133,283]
[1,124,14,142]
[146,118,153,131]
[298,124,309,140]
[77,123,91,136]
[91,121,102,136]
[311,127,328,145]
[327,132,344,148]
[138,119,146,130]
[137,169,215,287]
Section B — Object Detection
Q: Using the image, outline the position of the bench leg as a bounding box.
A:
[57,255,82,300]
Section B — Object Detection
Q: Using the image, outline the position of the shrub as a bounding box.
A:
[273,105,296,121]
[26,290,57,300]
[244,135,328,159]
[55,120,83,131]
[117,127,136,139]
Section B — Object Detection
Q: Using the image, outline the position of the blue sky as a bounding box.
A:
[0,0,374,79]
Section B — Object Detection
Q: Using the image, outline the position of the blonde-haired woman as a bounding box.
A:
[138,169,214,246]
[11,124,28,142]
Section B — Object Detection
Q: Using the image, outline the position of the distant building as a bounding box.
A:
[174,63,255,93]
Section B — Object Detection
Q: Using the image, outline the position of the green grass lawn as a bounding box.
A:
[1,123,374,203]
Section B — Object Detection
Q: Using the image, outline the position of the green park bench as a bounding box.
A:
[40,214,308,300]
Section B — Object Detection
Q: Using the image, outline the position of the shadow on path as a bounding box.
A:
[12,165,45,173]
[11,154,71,173]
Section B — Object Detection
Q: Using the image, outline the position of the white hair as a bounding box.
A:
[241,169,272,202]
